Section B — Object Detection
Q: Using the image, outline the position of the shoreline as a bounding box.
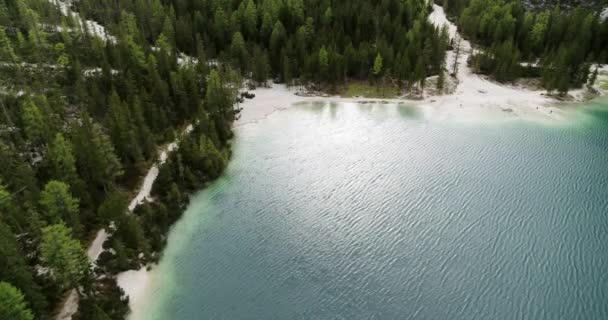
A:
[232,3,607,128]
[114,4,608,319]
[117,87,608,319]
[117,87,607,319]
[233,79,606,128]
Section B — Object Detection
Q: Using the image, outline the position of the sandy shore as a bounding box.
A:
[116,268,154,319]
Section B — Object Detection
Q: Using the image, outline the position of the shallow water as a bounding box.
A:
[136,100,608,320]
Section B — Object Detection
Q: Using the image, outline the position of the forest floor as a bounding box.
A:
[339,82,401,99]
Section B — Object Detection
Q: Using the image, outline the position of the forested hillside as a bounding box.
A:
[0,0,236,318]
[75,0,449,87]
[440,0,608,93]
[0,0,447,319]
[521,0,606,11]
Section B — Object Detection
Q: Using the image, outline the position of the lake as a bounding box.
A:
[133,100,608,320]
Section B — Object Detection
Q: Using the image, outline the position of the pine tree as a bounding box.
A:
[40,224,90,291]
[437,70,445,93]
[415,58,426,90]
[97,191,127,224]
[72,115,123,193]
[115,214,148,255]
[243,0,258,38]
[39,180,81,236]
[260,11,274,42]
[269,21,286,71]
[373,53,383,76]
[129,97,156,159]
[0,27,17,62]
[54,43,69,67]
[322,7,333,28]
[318,46,329,82]
[230,31,247,72]
[0,282,34,320]
[205,69,230,116]
[106,91,144,176]
[251,47,270,85]
[20,99,48,146]
[587,67,598,90]
[47,133,78,183]
[213,8,229,48]
[155,33,172,53]
[0,143,39,209]
[0,221,47,316]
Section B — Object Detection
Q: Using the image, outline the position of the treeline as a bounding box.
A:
[74,0,449,88]
[0,0,237,319]
[441,0,608,93]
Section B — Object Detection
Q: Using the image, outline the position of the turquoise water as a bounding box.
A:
[138,100,608,320]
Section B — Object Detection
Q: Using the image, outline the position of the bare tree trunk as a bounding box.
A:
[452,37,462,77]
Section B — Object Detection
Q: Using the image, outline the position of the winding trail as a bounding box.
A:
[57,125,192,320]
[423,4,562,122]
[56,145,167,320]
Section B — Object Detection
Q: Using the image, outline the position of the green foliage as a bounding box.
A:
[251,46,270,85]
[343,82,399,99]
[96,191,127,224]
[0,27,17,62]
[587,67,598,89]
[40,224,90,291]
[0,282,34,320]
[373,53,383,76]
[471,40,521,82]
[242,0,257,38]
[318,46,329,81]
[105,91,144,178]
[72,116,123,193]
[20,99,48,145]
[75,278,129,320]
[39,181,81,235]
[47,133,78,183]
[446,0,608,91]
[54,43,69,66]
[0,143,39,216]
[230,32,247,72]
[437,70,445,92]
[205,70,230,116]
[0,222,47,317]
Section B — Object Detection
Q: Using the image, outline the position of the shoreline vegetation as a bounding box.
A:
[0,0,606,320]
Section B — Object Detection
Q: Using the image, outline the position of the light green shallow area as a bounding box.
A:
[135,99,608,320]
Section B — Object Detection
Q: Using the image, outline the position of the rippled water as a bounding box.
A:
[137,101,608,320]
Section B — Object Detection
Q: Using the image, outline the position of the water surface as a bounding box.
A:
[138,101,608,320]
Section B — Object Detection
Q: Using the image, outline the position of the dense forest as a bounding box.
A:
[440,0,608,93]
[72,0,451,88]
[0,0,447,319]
